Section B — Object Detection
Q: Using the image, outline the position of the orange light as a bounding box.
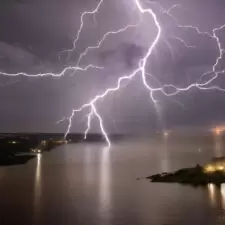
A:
[215,128,222,135]
[212,126,225,135]
[204,165,215,173]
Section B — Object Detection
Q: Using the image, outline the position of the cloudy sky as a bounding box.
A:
[0,0,225,133]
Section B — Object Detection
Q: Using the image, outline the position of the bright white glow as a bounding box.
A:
[99,147,111,211]
[163,132,169,137]
[33,153,42,223]
[84,108,93,140]
[208,183,216,206]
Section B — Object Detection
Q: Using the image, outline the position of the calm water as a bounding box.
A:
[1,134,225,225]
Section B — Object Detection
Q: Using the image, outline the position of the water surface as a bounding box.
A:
[0,135,225,225]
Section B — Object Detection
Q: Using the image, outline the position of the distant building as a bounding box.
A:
[204,157,225,173]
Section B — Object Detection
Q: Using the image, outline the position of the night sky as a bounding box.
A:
[0,0,225,133]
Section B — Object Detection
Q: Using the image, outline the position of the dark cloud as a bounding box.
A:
[0,42,35,70]
[99,43,145,69]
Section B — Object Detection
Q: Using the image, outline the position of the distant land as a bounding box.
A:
[0,130,221,143]
[0,133,130,142]
[0,133,130,166]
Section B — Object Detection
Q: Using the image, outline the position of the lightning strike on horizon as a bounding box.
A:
[61,0,163,147]
[62,0,225,148]
[91,104,111,148]
[1,0,225,148]
[62,67,141,145]
[84,108,93,140]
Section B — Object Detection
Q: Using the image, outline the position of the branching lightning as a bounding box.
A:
[75,22,141,70]
[84,107,93,140]
[1,0,225,148]
[66,0,104,55]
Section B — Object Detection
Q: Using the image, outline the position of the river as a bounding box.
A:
[0,134,225,225]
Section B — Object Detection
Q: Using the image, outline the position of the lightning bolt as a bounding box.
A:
[0,65,103,77]
[61,0,163,148]
[66,0,104,56]
[75,22,141,71]
[84,107,93,140]
[1,0,225,149]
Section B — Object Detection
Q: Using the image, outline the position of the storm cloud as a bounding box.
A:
[0,0,225,133]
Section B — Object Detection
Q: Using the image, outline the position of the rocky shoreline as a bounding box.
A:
[146,164,225,186]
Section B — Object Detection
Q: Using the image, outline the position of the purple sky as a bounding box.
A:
[0,0,225,133]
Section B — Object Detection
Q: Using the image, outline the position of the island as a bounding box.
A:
[146,157,225,185]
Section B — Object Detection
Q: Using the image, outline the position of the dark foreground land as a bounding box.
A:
[0,133,126,166]
[147,165,225,185]
[0,134,68,166]
[0,154,36,166]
